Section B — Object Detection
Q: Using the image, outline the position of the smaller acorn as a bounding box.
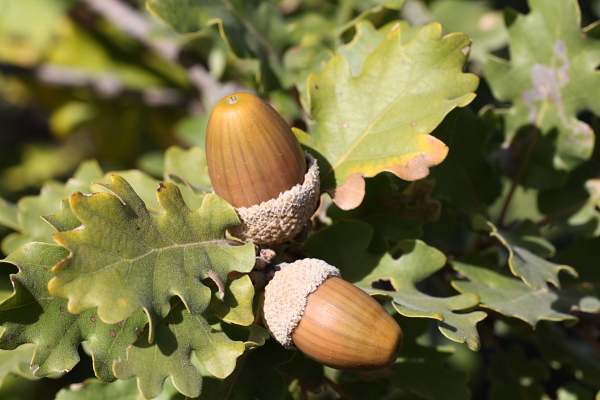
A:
[206,92,320,246]
[263,259,403,371]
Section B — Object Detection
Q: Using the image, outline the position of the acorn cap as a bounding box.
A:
[229,153,319,246]
[206,92,307,209]
[263,259,340,348]
[264,259,403,371]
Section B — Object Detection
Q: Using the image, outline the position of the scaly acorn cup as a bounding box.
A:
[206,92,320,246]
[263,259,403,371]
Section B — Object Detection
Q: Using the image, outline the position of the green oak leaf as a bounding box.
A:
[472,215,577,290]
[539,176,600,238]
[429,107,502,214]
[486,0,600,177]
[304,220,383,283]
[113,301,247,399]
[556,236,600,284]
[0,243,147,381]
[0,344,38,385]
[198,338,294,400]
[355,240,486,351]
[0,198,19,233]
[488,178,546,226]
[164,146,211,211]
[48,175,256,341]
[337,20,419,78]
[164,146,211,191]
[0,160,103,255]
[97,170,163,214]
[297,22,478,210]
[207,275,255,326]
[146,0,289,90]
[54,377,185,400]
[451,261,577,326]
[554,285,600,314]
[42,199,82,234]
[488,345,549,400]
[429,0,508,66]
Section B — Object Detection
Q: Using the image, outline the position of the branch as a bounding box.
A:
[79,0,245,107]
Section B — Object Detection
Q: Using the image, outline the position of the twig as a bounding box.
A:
[497,126,540,227]
[536,197,588,228]
[324,376,355,400]
[79,0,244,106]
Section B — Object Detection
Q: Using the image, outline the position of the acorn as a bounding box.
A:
[206,92,320,246]
[263,259,403,371]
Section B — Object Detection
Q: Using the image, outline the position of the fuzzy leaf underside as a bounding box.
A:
[355,240,486,351]
[48,175,256,341]
[486,0,600,174]
[298,22,478,209]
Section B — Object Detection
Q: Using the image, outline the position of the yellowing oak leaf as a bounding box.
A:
[297,23,478,210]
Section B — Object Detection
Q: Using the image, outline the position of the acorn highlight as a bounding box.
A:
[206,92,320,246]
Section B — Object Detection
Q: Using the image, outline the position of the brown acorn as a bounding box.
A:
[207,92,307,208]
[263,259,403,371]
[206,92,320,246]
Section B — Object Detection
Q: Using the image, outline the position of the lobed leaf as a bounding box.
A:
[539,176,600,238]
[0,160,103,255]
[54,377,185,400]
[0,344,38,386]
[429,0,508,65]
[429,107,502,214]
[337,20,419,79]
[486,0,600,181]
[298,22,478,209]
[472,215,577,290]
[113,301,246,399]
[164,146,212,211]
[0,243,147,381]
[198,338,294,400]
[49,175,256,341]
[354,240,486,351]
[146,0,289,90]
[304,220,384,283]
[452,261,577,326]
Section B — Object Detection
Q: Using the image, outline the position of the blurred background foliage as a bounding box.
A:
[1,0,600,399]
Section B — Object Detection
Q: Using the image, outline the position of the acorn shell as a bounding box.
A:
[263,259,403,371]
[229,153,319,246]
[292,276,403,371]
[206,92,307,209]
